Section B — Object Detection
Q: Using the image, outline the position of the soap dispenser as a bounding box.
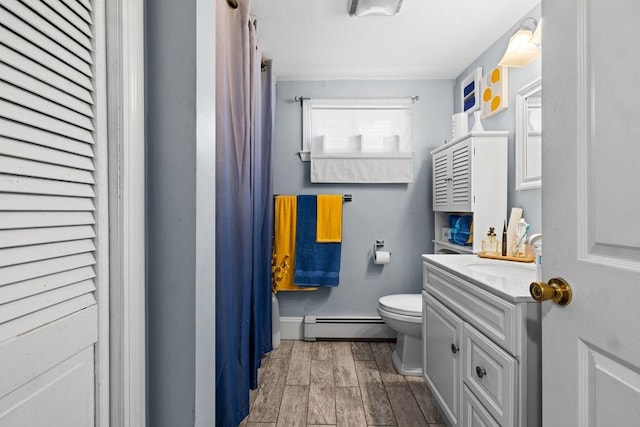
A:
[482,227,499,254]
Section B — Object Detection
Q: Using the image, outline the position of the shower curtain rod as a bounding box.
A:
[274,194,352,202]
[293,95,420,104]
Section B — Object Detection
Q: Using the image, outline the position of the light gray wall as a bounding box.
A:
[146,0,216,426]
[454,4,542,234]
[274,80,453,317]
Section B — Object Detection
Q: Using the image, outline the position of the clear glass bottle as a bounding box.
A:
[482,227,499,254]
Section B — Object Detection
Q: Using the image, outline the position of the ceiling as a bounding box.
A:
[250,0,540,80]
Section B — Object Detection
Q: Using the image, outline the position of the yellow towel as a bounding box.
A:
[316,194,342,243]
[273,196,316,292]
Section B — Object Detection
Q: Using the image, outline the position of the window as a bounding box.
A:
[301,98,414,183]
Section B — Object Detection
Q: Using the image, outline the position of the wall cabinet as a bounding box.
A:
[431,132,508,254]
[422,257,541,427]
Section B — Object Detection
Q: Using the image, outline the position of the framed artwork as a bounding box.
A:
[460,67,482,115]
[481,66,509,119]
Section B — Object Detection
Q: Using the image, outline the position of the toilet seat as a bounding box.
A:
[378,294,422,317]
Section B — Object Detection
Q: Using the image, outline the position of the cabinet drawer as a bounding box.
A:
[463,324,517,427]
[424,263,517,354]
[462,385,500,427]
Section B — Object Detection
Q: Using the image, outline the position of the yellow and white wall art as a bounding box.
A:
[481,66,509,119]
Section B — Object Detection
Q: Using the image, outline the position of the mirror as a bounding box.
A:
[515,78,542,190]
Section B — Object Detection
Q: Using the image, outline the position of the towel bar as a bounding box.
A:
[273,194,352,202]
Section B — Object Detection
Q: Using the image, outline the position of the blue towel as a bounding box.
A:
[294,195,341,287]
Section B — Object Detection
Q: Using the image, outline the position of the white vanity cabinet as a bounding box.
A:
[431,132,507,254]
[421,255,541,427]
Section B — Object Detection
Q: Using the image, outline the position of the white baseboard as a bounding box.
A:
[279,316,396,340]
[280,316,304,340]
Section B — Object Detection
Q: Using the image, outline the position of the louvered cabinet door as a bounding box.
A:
[0,1,103,425]
[433,150,450,211]
[449,140,472,211]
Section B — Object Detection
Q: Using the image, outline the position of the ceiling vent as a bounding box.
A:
[348,0,404,17]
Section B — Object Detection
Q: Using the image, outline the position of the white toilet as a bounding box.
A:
[377,294,423,376]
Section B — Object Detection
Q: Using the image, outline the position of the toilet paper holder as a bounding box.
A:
[373,240,391,254]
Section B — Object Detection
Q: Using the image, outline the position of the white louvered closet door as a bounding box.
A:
[0,0,105,425]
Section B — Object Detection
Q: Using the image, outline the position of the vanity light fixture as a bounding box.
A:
[348,0,404,17]
[498,17,542,67]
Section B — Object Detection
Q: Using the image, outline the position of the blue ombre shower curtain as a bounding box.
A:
[250,51,275,391]
[216,0,273,425]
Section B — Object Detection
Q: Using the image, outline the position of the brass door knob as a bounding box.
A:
[529,278,572,306]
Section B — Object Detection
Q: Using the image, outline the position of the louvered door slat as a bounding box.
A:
[76,0,92,11]
[60,0,92,25]
[1,82,94,131]
[0,212,95,230]
[0,280,95,324]
[0,138,94,171]
[0,267,95,304]
[2,0,93,64]
[0,45,93,104]
[0,8,93,75]
[0,225,95,249]
[0,63,94,118]
[42,0,93,37]
[0,194,95,211]
[0,100,94,143]
[0,156,95,183]
[0,239,95,268]
[0,174,95,197]
[0,294,95,342]
[0,119,94,156]
[0,27,93,90]
[20,0,93,50]
[0,253,95,287]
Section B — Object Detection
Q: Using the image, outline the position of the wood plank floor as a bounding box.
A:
[240,340,446,427]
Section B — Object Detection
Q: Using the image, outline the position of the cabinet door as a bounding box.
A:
[423,291,464,427]
[433,150,450,211]
[450,139,472,211]
[462,385,500,427]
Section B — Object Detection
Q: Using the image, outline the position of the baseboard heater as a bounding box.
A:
[303,315,395,341]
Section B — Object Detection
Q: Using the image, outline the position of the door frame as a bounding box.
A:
[102,1,217,425]
[104,0,146,426]
[194,0,217,424]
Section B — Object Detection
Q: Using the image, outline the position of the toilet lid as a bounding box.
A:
[378,294,422,317]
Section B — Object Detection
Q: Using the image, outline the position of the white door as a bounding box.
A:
[0,0,107,425]
[542,0,640,425]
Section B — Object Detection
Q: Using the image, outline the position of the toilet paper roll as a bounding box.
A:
[374,250,391,265]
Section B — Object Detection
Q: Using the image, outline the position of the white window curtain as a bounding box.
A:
[301,98,414,183]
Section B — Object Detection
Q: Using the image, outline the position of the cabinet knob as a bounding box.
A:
[451,343,459,354]
[475,366,486,378]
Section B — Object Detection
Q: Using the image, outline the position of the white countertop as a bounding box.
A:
[422,254,537,303]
